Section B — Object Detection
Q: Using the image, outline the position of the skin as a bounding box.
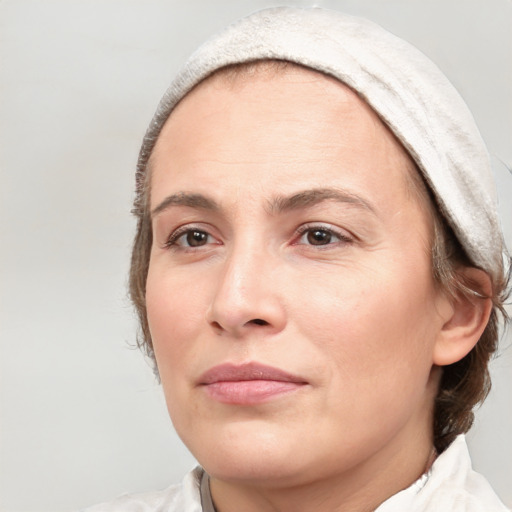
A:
[145,66,487,512]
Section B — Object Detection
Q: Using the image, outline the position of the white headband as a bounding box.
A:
[136,6,506,280]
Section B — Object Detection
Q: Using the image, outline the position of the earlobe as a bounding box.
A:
[433,268,493,367]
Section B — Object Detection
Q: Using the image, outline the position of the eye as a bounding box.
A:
[182,230,210,247]
[304,229,335,246]
[296,225,352,247]
[165,227,216,249]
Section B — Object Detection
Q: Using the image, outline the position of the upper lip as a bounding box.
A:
[198,362,307,385]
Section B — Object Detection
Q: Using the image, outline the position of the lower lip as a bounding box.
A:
[202,380,305,405]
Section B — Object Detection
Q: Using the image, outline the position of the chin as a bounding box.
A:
[179,418,317,485]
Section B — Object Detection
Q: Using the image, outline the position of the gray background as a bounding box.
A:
[1,1,511,510]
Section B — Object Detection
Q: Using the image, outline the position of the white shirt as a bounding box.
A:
[81,436,509,511]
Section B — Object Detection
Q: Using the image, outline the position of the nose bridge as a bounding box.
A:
[207,235,284,335]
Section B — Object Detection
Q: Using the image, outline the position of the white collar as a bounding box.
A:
[375,435,508,511]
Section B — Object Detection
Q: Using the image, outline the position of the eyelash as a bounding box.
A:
[294,223,353,248]
[163,223,353,252]
[163,225,217,250]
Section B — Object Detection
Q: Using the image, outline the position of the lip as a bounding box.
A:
[198,362,308,405]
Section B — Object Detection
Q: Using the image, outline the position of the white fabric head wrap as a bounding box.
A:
[136,6,506,280]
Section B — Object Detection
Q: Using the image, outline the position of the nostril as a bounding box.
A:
[249,318,269,326]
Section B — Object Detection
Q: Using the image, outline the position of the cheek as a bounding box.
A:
[292,261,439,395]
[145,264,208,378]
[145,265,212,435]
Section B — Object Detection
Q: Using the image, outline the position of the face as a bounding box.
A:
[146,66,449,487]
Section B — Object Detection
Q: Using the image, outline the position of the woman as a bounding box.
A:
[85,7,510,511]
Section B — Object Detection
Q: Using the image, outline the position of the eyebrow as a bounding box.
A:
[151,187,376,218]
[151,192,219,217]
[268,188,377,215]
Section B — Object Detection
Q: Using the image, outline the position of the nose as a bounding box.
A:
[205,243,286,337]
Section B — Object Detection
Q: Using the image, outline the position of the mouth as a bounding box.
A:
[198,362,308,405]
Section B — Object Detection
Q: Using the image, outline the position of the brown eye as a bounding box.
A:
[296,225,352,248]
[306,229,333,245]
[165,228,215,249]
[186,230,209,247]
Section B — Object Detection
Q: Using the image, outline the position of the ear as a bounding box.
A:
[433,268,493,366]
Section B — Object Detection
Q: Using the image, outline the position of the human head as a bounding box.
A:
[129,7,510,453]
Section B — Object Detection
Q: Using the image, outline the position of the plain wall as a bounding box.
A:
[1,1,511,510]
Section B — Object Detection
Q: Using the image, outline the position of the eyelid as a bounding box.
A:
[293,223,354,246]
[160,221,354,251]
[162,223,221,249]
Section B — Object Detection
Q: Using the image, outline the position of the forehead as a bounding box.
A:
[149,62,424,212]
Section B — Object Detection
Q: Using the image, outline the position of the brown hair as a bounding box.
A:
[407,165,510,452]
[129,61,510,454]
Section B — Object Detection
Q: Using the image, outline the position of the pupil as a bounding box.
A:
[187,231,207,247]
[307,229,331,245]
